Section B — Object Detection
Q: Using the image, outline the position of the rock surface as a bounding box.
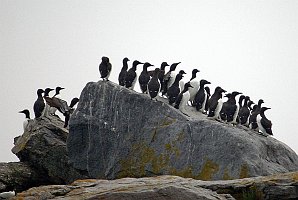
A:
[12,116,87,185]
[68,81,298,180]
[13,172,298,200]
[0,162,46,193]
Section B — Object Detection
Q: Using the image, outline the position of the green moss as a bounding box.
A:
[223,167,232,180]
[160,117,176,127]
[242,185,264,200]
[239,164,249,179]
[197,159,219,180]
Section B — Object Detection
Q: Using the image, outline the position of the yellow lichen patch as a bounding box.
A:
[223,167,232,180]
[160,117,176,127]
[292,172,298,181]
[239,164,249,179]
[197,159,219,180]
[170,166,193,178]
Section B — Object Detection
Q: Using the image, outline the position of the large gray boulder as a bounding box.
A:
[68,81,298,180]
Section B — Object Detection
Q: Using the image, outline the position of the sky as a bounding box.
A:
[1,0,298,162]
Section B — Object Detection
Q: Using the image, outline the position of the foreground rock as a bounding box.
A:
[68,81,298,180]
[13,172,298,200]
[12,116,87,185]
[0,162,46,193]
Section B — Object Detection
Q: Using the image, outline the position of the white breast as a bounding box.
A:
[167,72,176,89]
[200,90,207,112]
[180,91,190,110]
[189,80,199,102]
[214,99,223,119]
[232,105,240,124]
[130,74,138,90]
[257,115,266,134]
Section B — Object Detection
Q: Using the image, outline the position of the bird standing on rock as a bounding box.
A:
[207,87,226,120]
[99,56,112,81]
[249,99,264,131]
[220,91,242,124]
[118,57,130,86]
[167,73,184,105]
[188,69,200,105]
[139,62,154,93]
[257,107,273,136]
[125,60,143,90]
[147,68,161,100]
[193,79,211,113]
[162,62,181,96]
[33,89,45,119]
[174,82,193,116]
[19,109,32,131]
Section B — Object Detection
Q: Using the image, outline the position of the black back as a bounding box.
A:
[125,60,143,88]
[33,89,45,118]
[99,56,112,79]
[221,91,242,122]
[69,97,79,108]
[194,79,210,111]
[204,86,211,111]
[162,62,181,95]
[260,107,273,135]
[118,57,130,86]
[249,99,264,129]
[174,82,192,109]
[139,62,153,93]
[167,73,183,105]
[239,96,250,125]
[147,68,160,99]
[207,87,226,117]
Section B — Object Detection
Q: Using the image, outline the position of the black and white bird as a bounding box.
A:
[204,86,211,112]
[207,87,226,120]
[162,62,181,96]
[43,87,54,117]
[249,99,264,131]
[118,57,130,86]
[257,107,273,136]
[147,68,161,100]
[125,60,143,90]
[238,96,251,126]
[188,69,200,104]
[193,79,211,113]
[139,62,154,93]
[49,87,65,116]
[19,109,32,132]
[167,73,184,105]
[158,62,169,95]
[99,56,112,81]
[174,82,193,116]
[69,97,79,114]
[220,91,242,124]
[33,89,45,118]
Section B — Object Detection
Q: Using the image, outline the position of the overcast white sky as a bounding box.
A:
[1,0,298,162]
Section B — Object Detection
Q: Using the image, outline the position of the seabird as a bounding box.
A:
[33,89,45,118]
[188,69,200,105]
[162,62,181,96]
[221,91,242,124]
[238,96,251,126]
[167,73,184,105]
[207,87,226,120]
[257,107,273,136]
[147,68,161,100]
[204,86,211,112]
[174,82,193,116]
[49,87,65,116]
[125,60,143,90]
[99,56,112,81]
[19,109,32,132]
[249,99,264,131]
[118,57,130,86]
[193,79,211,113]
[158,62,169,95]
[43,87,54,117]
[138,62,154,93]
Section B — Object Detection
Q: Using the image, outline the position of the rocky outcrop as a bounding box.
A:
[12,116,87,186]
[13,172,298,200]
[0,162,47,193]
[68,81,298,180]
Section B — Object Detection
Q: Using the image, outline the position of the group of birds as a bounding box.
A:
[99,56,273,136]
[19,87,79,130]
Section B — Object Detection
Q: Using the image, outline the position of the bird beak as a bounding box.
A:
[18,111,23,113]
[207,81,211,84]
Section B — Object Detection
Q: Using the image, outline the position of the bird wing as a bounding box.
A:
[174,93,183,109]
[33,98,45,118]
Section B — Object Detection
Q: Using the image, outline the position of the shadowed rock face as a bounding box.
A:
[12,116,87,185]
[68,81,298,180]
